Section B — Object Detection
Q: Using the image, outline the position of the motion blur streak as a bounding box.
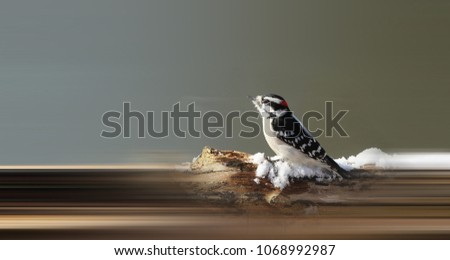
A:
[2,168,450,239]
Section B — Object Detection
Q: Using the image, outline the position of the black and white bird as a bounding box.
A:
[251,94,350,178]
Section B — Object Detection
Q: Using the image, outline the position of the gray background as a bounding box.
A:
[1,0,449,164]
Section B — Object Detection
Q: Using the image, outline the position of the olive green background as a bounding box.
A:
[1,0,449,164]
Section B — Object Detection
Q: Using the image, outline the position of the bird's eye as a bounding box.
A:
[262,99,269,104]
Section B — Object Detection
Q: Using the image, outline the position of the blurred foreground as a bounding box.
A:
[1,168,450,239]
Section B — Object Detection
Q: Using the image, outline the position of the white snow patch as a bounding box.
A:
[336,148,450,170]
[251,152,266,165]
[335,147,391,170]
[250,153,334,190]
[388,153,450,170]
[251,148,450,189]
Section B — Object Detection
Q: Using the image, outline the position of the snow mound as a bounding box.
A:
[250,153,335,190]
[335,147,391,170]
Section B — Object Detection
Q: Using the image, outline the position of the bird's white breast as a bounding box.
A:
[262,118,324,168]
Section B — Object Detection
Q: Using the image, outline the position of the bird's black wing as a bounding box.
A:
[271,115,327,161]
[271,114,350,177]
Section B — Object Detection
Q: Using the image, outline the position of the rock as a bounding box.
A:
[191,146,256,173]
[186,146,378,212]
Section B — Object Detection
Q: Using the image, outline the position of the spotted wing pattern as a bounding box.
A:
[271,114,327,162]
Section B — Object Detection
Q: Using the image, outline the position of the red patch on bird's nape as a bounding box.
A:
[280,100,288,107]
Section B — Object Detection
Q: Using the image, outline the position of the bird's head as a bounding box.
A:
[250,94,290,118]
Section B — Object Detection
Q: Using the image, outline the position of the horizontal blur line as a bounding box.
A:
[0,207,218,212]
[0,165,449,172]
[0,164,179,170]
[0,215,210,230]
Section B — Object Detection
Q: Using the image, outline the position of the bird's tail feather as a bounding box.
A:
[323,155,352,179]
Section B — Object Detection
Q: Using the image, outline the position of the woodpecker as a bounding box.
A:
[250,94,350,178]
